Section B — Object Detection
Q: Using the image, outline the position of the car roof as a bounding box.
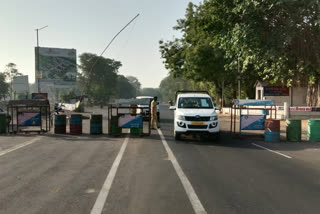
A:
[178,93,211,98]
[136,96,153,99]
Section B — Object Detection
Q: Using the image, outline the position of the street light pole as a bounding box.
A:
[35,25,48,93]
[237,55,241,99]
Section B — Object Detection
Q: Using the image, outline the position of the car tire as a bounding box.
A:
[213,132,220,142]
[174,131,181,141]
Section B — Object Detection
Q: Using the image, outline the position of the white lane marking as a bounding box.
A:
[90,137,129,214]
[0,137,42,157]
[157,129,207,214]
[252,143,292,159]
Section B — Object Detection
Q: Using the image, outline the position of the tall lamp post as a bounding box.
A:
[237,55,241,99]
[35,25,48,93]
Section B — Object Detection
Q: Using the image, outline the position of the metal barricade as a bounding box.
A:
[108,104,151,136]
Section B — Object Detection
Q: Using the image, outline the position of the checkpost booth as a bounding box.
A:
[231,99,278,140]
[7,99,51,134]
[108,104,151,136]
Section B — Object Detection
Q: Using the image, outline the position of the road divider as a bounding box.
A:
[90,137,129,214]
[157,129,207,214]
[0,137,42,157]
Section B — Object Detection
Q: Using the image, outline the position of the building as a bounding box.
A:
[12,75,29,99]
[254,81,307,106]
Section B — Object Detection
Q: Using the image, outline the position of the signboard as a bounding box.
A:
[241,115,266,130]
[32,93,48,99]
[18,112,41,126]
[290,107,312,111]
[234,99,275,106]
[35,47,77,86]
[118,114,142,128]
[264,86,289,96]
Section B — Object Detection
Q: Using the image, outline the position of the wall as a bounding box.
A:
[257,87,308,106]
[292,87,307,106]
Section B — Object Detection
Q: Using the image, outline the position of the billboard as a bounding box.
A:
[18,112,41,126]
[118,114,143,128]
[32,93,48,100]
[264,86,290,96]
[35,47,77,86]
[240,115,266,130]
[234,99,275,106]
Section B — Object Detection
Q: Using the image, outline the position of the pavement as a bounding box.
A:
[0,105,320,213]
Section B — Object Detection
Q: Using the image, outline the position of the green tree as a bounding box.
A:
[3,63,22,99]
[159,74,193,103]
[117,75,137,98]
[0,73,9,100]
[159,2,255,103]
[198,0,320,105]
[139,88,162,100]
[126,76,141,94]
[60,88,78,102]
[78,53,120,105]
[160,0,320,105]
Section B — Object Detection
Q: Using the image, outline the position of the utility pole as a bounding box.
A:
[221,80,224,108]
[35,25,48,93]
[81,14,140,98]
[237,55,241,99]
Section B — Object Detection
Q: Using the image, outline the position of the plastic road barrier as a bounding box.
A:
[286,120,301,142]
[265,119,280,142]
[55,115,66,134]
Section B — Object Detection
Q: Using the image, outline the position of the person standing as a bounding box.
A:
[151,96,159,129]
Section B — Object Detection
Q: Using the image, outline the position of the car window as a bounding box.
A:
[136,98,152,105]
[178,97,214,109]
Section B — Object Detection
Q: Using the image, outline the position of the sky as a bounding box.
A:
[0,0,202,88]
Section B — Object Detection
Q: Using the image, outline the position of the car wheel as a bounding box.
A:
[213,132,220,142]
[174,131,181,141]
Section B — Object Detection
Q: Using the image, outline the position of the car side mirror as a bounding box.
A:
[215,106,221,111]
[169,106,176,110]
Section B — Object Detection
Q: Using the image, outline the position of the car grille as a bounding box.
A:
[188,125,208,129]
[185,116,210,121]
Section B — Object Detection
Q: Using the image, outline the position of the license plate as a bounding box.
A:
[191,122,204,125]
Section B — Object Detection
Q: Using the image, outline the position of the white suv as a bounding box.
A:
[169,91,220,140]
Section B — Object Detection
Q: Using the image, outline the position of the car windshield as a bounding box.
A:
[178,97,214,109]
[136,98,152,105]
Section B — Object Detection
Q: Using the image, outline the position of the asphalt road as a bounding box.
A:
[1,105,320,214]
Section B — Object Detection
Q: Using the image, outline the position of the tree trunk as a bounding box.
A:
[306,81,320,106]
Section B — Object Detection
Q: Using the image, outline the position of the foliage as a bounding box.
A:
[139,88,162,100]
[0,73,9,100]
[74,103,85,112]
[159,74,192,103]
[117,75,137,98]
[160,0,320,105]
[126,76,141,93]
[78,53,120,105]
[60,88,79,102]
[3,63,22,99]
[3,63,22,82]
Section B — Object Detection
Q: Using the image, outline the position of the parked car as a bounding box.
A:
[169,91,220,140]
[136,96,160,121]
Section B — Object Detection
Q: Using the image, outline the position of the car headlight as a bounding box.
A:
[210,116,218,121]
[177,115,185,121]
